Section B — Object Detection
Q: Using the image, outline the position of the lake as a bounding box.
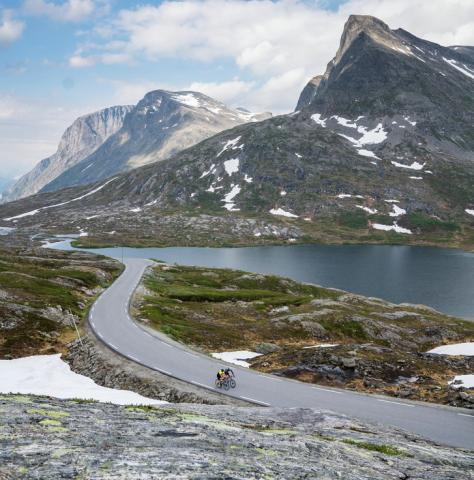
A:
[48,240,474,320]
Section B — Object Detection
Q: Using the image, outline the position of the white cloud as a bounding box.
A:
[0,10,25,46]
[75,0,474,112]
[69,54,96,67]
[24,0,97,22]
[69,52,130,67]
[187,79,254,106]
[109,80,164,105]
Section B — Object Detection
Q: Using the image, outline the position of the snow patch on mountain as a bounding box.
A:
[311,114,327,127]
[356,205,377,214]
[357,149,379,159]
[442,58,474,80]
[224,158,239,176]
[171,93,201,107]
[4,178,117,221]
[389,205,406,217]
[222,185,241,211]
[217,137,243,157]
[269,208,298,218]
[372,222,412,234]
[200,164,216,178]
[391,160,425,170]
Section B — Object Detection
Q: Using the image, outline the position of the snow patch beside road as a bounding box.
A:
[449,375,474,389]
[0,355,166,405]
[211,351,262,368]
[428,343,474,356]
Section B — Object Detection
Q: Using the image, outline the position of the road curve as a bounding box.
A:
[89,257,474,449]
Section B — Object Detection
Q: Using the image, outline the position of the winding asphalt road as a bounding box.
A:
[89,257,474,449]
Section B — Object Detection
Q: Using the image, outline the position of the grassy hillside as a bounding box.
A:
[0,246,122,358]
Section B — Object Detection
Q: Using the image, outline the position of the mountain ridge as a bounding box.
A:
[2,105,133,203]
[40,90,270,194]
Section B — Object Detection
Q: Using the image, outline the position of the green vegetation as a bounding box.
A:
[338,210,368,229]
[400,212,460,233]
[342,439,407,456]
[0,247,122,358]
[140,264,341,349]
[319,319,369,340]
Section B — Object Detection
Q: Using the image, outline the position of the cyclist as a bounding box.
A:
[224,367,235,378]
[216,369,225,382]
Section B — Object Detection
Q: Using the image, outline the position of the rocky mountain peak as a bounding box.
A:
[334,15,398,66]
[37,89,271,194]
[2,105,132,203]
[295,75,323,111]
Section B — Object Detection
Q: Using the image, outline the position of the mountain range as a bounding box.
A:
[4,91,270,202]
[1,15,473,249]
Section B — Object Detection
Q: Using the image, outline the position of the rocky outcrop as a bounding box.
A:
[1,394,473,479]
[3,106,132,203]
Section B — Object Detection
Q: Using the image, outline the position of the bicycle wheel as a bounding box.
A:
[229,378,236,389]
[223,380,230,390]
[215,379,222,389]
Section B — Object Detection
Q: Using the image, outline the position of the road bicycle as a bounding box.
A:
[214,376,237,390]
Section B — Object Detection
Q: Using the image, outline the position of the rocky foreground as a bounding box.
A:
[1,394,473,479]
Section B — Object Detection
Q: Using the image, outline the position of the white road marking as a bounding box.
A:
[109,343,119,350]
[268,377,283,382]
[313,386,342,394]
[458,413,473,418]
[191,381,210,389]
[240,396,270,406]
[378,399,415,407]
[159,369,172,376]
[183,351,198,357]
[128,355,140,362]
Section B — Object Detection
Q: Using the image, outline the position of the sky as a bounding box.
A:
[1,0,474,178]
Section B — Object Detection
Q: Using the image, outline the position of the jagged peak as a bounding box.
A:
[308,75,323,87]
[334,15,401,65]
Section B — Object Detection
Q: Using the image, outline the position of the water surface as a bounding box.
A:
[49,241,474,320]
